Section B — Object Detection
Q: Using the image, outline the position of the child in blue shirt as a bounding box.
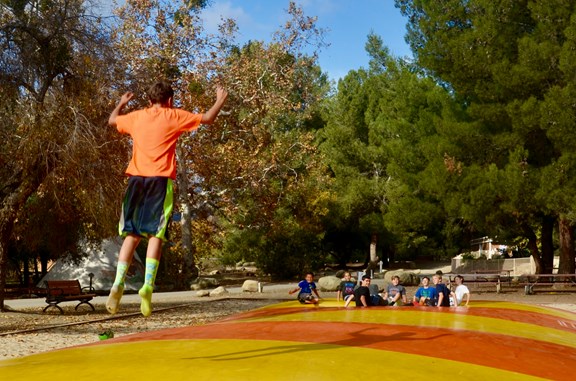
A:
[289,273,321,304]
[413,276,438,306]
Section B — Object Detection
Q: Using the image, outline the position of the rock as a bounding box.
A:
[383,270,421,286]
[242,280,260,292]
[196,290,210,297]
[317,275,341,291]
[210,286,228,296]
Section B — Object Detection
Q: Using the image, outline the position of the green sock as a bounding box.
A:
[143,258,159,287]
[139,258,159,317]
[107,261,129,314]
[113,261,129,288]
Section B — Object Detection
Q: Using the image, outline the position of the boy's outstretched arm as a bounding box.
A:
[288,287,301,295]
[109,92,134,127]
[201,86,228,124]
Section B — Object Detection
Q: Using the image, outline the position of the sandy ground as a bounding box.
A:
[1,285,575,360]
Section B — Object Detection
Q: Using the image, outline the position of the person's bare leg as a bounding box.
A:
[139,237,162,317]
[106,235,141,314]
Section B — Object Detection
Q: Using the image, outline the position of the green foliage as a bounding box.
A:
[396,0,576,273]
[220,220,326,280]
[319,35,473,263]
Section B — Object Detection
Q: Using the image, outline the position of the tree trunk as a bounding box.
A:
[370,233,378,263]
[0,165,46,310]
[558,217,576,274]
[541,215,556,273]
[23,255,30,288]
[176,146,198,288]
[364,233,380,274]
[523,224,543,274]
[40,252,49,278]
[178,198,198,283]
[0,240,8,311]
[0,207,18,311]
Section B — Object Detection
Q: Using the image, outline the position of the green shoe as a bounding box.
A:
[98,330,114,340]
[139,285,153,317]
[106,284,124,314]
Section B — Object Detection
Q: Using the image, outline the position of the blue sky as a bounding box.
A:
[201,0,412,81]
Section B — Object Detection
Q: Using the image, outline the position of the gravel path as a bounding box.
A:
[0,297,277,359]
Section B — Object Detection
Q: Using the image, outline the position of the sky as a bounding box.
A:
[200,0,412,81]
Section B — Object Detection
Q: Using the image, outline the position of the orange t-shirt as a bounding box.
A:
[116,107,203,179]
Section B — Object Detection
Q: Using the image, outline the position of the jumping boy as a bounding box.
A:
[106,81,228,317]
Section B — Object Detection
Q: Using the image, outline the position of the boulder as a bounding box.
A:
[196,290,210,297]
[383,270,420,286]
[242,280,260,292]
[210,286,228,296]
[317,275,341,291]
[335,270,346,278]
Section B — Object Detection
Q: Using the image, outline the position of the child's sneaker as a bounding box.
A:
[106,284,124,314]
[139,284,153,317]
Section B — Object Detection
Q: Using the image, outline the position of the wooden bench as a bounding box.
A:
[43,280,96,314]
[523,274,576,295]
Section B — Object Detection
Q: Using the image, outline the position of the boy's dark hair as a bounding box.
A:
[147,80,174,105]
[362,275,371,281]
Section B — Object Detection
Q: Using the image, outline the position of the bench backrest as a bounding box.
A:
[46,280,83,295]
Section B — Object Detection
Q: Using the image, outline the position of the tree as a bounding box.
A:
[319,34,469,269]
[0,0,123,309]
[187,4,333,279]
[396,0,576,273]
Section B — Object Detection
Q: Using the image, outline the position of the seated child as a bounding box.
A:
[337,272,356,303]
[289,273,321,304]
[349,275,378,307]
[450,275,470,306]
[412,276,438,306]
[383,275,407,306]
